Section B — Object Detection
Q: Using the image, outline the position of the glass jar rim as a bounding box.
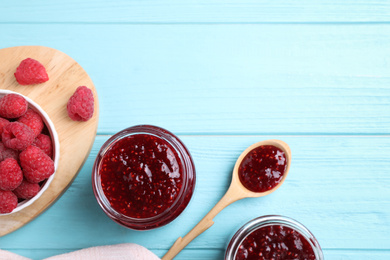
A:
[92,125,196,229]
[225,215,324,260]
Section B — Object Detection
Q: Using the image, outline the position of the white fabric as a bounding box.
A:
[0,244,160,260]
[0,249,31,260]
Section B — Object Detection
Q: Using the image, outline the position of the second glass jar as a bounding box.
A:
[225,215,324,260]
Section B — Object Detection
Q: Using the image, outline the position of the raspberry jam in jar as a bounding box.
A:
[92,125,196,230]
[238,145,287,193]
[225,215,323,260]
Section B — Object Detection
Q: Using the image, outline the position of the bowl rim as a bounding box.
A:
[0,89,60,215]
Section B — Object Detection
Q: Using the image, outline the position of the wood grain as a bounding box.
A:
[0,46,99,237]
[1,136,389,259]
[0,0,389,23]
[0,1,389,259]
[2,24,389,135]
[4,248,390,260]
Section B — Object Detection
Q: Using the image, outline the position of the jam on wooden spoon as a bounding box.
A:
[162,139,291,260]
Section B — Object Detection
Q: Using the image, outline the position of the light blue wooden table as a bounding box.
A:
[1,1,390,259]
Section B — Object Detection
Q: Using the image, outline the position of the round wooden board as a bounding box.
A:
[0,46,99,236]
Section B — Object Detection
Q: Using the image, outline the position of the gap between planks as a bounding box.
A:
[0,22,390,25]
[95,134,390,137]
[3,247,390,251]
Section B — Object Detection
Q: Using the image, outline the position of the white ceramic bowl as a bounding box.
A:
[0,89,60,215]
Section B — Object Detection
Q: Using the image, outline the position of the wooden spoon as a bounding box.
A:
[162,139,291,260]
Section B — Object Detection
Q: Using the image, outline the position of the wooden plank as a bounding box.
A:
[1,24,389,135]
[2,248,390,260]
[0,135,389,259]
[324,250,390,259]
[0,1,389,23]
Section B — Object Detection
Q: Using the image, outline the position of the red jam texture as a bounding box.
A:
[238,145,287,192]
[99,134,183,218]
[236,225,316,260]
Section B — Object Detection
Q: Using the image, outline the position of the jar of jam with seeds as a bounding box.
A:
[92,125,196,230]
[225,215,323,260]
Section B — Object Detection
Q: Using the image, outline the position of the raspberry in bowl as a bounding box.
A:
[0,90,60,215]
[92,125,196,230]
[225,215,324,260]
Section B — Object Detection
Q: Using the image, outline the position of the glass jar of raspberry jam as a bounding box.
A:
[92,125,196,230]
[225,215,323,260]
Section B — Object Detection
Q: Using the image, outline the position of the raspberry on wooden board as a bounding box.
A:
[14,58,49,85]
[67,86,94,121]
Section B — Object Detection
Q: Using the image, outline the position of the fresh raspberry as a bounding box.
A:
[0,143,19,162]
[2,149,19,161]
[0,118,9,135]
[18,109,44,137]
[13,179,40,199]
[0,143,6,162]
[20,145,54,183]
[33,134,53,158]
[67,86,94,121]
[0,158,23,191]
[0,190,18,213]
[14,58,49,85]
[2,122,35,151]
[0,94,28,119]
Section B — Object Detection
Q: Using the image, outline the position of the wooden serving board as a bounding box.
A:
[0,46,99,236]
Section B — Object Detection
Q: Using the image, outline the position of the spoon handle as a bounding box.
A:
[162,186,244,260]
